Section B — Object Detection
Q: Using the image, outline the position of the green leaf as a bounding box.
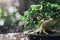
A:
[51,4,60,9]
[31,5,40,10]
[21,16,25,21]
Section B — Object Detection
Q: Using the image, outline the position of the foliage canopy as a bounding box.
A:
[21,1,60,30]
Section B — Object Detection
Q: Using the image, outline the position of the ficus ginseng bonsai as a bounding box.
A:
[21,1,60,34]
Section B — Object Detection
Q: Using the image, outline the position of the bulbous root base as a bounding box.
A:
[29,19,60,34]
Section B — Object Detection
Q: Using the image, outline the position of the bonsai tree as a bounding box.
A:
[21,1,60,34]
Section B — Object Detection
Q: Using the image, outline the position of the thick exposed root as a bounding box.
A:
[30,29,60,34]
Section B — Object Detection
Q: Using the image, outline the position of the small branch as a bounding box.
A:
[55,31,60,34]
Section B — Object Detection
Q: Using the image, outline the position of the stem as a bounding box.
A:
[55,31,60,34]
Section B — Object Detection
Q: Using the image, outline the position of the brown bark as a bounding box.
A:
[30,19,57,34]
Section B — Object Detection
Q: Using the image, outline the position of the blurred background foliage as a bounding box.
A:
[0,6,23,33]
[0,0,60,33]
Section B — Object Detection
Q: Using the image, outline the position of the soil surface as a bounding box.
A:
[0,33,28,40]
